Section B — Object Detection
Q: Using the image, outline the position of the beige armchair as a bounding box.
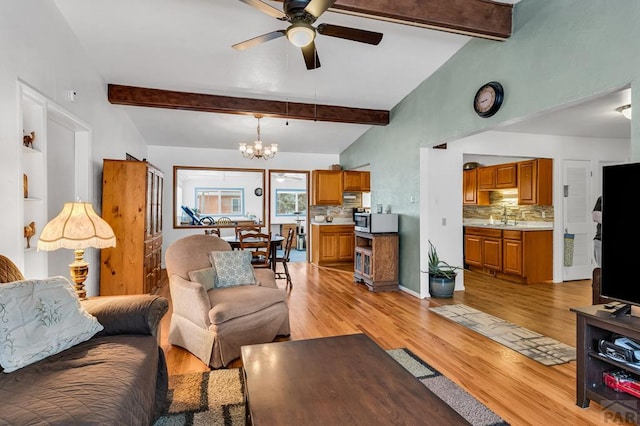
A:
[165,234,290,368]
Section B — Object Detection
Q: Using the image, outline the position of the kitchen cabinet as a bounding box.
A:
[495,163,517,188]
[463,169,489,205]
[101,159,164,295]
[518,158,552,205]
[477,163,517,190]
[311,224,354,266]
[343,171,370,192]
[354,232,399,292]
[464,227,502,271]
[312,170,343,205]
[464,226,552,284]
[477,166,496,190]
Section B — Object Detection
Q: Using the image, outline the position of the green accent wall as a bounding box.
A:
[341,0,640,294]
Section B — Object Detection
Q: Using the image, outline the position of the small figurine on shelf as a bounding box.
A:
[23,131,35,148]
[24,221,36,248]
[23,174,28,198]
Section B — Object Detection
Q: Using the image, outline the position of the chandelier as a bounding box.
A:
[239,115,278,160]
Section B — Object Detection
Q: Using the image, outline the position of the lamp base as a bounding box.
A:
[69,249,89,300]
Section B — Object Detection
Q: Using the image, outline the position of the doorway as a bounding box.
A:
[268,170,310,263]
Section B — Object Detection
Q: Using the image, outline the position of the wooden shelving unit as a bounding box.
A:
[354,231,399,292]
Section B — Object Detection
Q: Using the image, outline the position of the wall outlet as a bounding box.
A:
[441,217,447,226]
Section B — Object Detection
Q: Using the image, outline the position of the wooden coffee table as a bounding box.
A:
[241,333,469,425]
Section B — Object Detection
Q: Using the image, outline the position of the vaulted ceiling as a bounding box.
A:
[54,0,518,154]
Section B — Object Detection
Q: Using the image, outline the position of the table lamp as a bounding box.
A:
[37,201,116,299]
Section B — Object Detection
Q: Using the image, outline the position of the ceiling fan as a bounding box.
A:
[232,0,383,70]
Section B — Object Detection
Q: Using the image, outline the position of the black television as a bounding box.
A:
[600,162,640,315]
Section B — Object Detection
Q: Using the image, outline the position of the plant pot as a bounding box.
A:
[429,275,456,298]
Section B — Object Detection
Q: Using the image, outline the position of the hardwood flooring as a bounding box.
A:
[157,264,626,425]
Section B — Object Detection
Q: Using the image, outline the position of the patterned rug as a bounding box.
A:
[153,368,245,426]
[154,348,507,426]
[429,304,576,366]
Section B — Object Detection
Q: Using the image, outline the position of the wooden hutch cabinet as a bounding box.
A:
[354,232,399,292]
[100,159,164,295]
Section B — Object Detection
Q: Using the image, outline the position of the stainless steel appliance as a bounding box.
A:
[354,213,398,233]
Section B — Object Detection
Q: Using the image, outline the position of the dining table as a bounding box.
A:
[221,235,284,272]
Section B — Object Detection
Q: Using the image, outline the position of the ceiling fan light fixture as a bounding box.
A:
[287,23,315,47]
[616,104,632,120]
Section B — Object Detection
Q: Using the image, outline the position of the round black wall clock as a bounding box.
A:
[473,81,504,118]
[254,187,263,196]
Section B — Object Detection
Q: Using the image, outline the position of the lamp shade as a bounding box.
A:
[37,202,116,251]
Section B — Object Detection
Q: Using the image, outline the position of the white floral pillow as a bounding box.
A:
[0,276,103,373]
[208,250,257,288]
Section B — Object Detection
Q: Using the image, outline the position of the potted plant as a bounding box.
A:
[427,240,461,298]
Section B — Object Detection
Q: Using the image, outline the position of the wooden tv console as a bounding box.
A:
[572,304,640,421]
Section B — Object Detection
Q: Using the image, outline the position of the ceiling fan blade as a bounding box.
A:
[237,0,287,20]
[317,23,383,45]
[301,41,321,70]
[232,30,286,50]
[304,0,336,19]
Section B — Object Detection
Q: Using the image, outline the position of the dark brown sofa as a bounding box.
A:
[0,255,169,425]
[0,294,169,425]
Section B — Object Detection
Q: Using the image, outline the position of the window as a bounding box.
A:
[275,189,307,216]
[195,188,243,215]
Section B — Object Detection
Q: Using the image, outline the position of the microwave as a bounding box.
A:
[354,213,398,233]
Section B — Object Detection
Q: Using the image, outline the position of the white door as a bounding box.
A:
[562,160,592,281]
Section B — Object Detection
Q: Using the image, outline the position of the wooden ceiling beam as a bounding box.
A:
[274,0,513,40]
[107,84,389,126]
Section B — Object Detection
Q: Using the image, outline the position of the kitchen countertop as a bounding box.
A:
[464,220,553,231]
[311,220,355,226]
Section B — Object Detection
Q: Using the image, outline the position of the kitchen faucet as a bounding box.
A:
[501,206,508,225]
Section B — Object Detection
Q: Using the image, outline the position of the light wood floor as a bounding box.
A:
[157,263,625,425]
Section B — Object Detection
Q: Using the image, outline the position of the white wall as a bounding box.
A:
[0,1,147,296]
[420,130,629,297]
[148,145,338,265]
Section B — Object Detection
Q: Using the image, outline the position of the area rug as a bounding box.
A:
[429,304,576,366]
[153,368,245,426]
[154,348,507,426]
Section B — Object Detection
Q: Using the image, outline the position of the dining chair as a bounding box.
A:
[239,230,272,269]
[274,227,295,290]
[204,228,221,237]
[235,225,262,239]
[216,216,233,225]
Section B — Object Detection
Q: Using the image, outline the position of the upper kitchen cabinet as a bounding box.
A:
[478,163,517,190]
[312,170,343,205]
[463,169,489,205]
[517,158,552,206]
[343,171,370,192]
[495,163,517,189]
[477,166,496,190]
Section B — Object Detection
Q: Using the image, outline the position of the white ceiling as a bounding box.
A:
[53,0,630,157]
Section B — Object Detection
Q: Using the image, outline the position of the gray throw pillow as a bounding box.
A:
[208,250,257,288]
[188,267,216,291]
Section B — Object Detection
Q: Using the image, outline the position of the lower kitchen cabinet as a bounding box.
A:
[354,232,399,292]
[464,226,552,284]
[311,224,354,266]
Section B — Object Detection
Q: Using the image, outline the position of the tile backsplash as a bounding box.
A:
[463,191,554,223]
[310,192,362,220]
